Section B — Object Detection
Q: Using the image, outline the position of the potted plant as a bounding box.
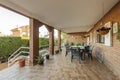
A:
[46,54,49,60]
[59,48,62,52]
[18,56,26,67]
[36,55,44,65]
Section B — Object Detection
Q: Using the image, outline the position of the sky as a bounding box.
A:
[0,7,29,35]
[0,7,58,37]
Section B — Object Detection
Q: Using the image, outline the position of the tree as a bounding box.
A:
[61,32,67,43]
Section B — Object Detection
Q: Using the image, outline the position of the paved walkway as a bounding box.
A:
[0,48,119,80]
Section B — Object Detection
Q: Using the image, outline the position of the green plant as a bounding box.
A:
[46,54,49,60]
[0,37,29,61]
[76,43,79,46]
[61,32,67,43]
[39,38,49,47]
[70,42,74,46]
[81,42,85,46]
[117,25,120,41]
[36,55,44,64]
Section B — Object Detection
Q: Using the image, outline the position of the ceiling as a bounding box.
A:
[0,0,119,33]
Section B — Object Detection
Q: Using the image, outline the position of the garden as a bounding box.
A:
[0,37,49,63]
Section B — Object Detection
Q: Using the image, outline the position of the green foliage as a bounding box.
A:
[117,26,120,41]
[61,32,66,43]
[54,38,58,46]
[81,42,85,46]
[36,55,44,64]
[76,43,79,46]
[69,42,74,46]
[0,37,29,61]
[61,32,66,40]
[39,38,49,46]
[0,37,49,61]
[39,38,49,49]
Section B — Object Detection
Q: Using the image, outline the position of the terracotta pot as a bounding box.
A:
[19,59,25,67]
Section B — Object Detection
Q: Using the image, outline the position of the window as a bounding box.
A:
[96,34,105,44]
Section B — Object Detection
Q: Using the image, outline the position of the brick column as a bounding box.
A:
[58,30,61,50]
[29,18,43,66]
[45,25,54,55]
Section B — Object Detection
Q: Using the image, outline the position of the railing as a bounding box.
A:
[39,45,49,50]
[8,47,29,67]
[8,45,50,67]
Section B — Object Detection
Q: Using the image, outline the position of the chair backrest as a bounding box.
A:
[65,45,70,51]
[85,45,94,53]
[70,47,79,56]
[89,45,94,53]
[85,45,89,52]
[89,45,94,50]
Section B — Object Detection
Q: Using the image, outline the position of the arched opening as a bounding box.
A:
[39,25,49,52]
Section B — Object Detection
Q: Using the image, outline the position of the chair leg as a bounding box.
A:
[81,52,85,60]
[71,55,73,62]
[79,55,81,63]
[83,52,85,60]
[65,51,67,56]
[88,53,92,60]
[90,54,93,60]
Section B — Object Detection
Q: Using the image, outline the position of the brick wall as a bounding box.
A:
[66,32,87,44]
[89,2,120,78]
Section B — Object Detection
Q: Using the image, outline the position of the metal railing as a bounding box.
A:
[8,47,29,67]
[39,45,49,50]
[8,45,51,67]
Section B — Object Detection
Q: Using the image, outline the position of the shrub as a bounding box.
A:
[0,37,29,61]
[0,37,49,61]
[39,38,49,49]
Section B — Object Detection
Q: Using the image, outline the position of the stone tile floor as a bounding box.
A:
[0,48,119,80]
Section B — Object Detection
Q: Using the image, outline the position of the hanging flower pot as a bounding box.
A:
[97,27,111,35]
[97,30,109,35]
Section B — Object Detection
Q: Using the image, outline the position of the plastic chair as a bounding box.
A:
[65,45,70,56]
[84,45,94,60]
[70,47,82,63]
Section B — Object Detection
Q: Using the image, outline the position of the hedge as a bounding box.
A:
[0,37,49,62]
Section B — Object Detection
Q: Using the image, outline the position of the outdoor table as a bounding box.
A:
[70,46,85,60]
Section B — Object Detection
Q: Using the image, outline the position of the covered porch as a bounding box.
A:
[0,0,120,80]
[0,48,118,80]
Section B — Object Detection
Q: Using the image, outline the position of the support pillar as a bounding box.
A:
[58,30,61,50]
[29,18,43,66]
[45,25,54,55]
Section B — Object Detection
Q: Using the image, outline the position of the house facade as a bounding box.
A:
[11,25,29,37]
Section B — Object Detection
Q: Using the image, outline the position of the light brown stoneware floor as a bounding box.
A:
[0,62,8,70]
[0,48,119,80]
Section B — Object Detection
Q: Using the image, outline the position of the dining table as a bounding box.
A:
[70,46,85,60]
